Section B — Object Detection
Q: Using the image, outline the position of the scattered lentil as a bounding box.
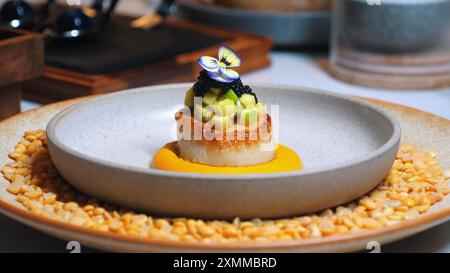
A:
[1,130,449,243]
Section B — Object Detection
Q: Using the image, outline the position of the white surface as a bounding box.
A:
[245,52,450,119]
[13,51,450,253]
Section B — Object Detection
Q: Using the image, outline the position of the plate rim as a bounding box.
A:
[0,189,449,251]
[45,83,402,180]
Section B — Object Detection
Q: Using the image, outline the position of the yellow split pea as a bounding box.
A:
[1,130,449,243]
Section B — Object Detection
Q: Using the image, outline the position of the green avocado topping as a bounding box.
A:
[219,89,239,103]
[184,84,265,125]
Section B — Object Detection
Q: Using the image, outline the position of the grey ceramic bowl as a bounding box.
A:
[336,0,450,53]
[46,83,401,219]
[175,0,330,47]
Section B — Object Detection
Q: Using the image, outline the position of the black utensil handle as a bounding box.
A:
[35,0,56,32]
[101,0,119,25]
[156,0,177,17]
[42,0,56,16]
[91,0,105,11]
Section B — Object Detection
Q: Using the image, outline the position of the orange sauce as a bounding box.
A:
[152,142,303,174]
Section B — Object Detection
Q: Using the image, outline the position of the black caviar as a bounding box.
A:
[193,70,258,103]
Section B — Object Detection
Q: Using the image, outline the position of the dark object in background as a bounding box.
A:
[45,16,223,74]
[44,0,119,41]
[0,0,120,42]
[339,0,450,53]
[0,26,43,120]
[51,8,93,36]
[0,0,35,29]
[0,0,56,30]
[175,0,330,47]
[131,0,177,29]
[22,17,271,103]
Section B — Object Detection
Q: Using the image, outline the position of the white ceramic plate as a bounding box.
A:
[46,84,400,219]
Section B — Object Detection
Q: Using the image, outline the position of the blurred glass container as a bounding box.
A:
[330,0,450,89]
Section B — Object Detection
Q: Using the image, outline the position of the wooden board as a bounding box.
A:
[22,18,272,103]
[0,27,43,120]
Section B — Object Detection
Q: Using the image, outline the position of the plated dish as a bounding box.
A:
[0,96,448,252]
[153,46,302,173]
[44,80,400,219]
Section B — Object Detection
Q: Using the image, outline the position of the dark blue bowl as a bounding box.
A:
[53,9,93,35]
[0,0,35,27]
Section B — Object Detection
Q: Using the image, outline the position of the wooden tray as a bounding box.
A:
[0,27,43,119]
[22,18,272,103]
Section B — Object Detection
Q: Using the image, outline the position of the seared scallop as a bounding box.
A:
[176,111,275,167]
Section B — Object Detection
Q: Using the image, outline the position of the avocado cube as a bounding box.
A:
[202,104,221,122]
[239,107,258,126]
[184,88,195,108]
[256,102,267,114]
[219,89,239,103]
[210,87,223,95]
[202,91,219,106]
[236,100,244,116]
[239,94,256,109]
[217,99,237,117]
